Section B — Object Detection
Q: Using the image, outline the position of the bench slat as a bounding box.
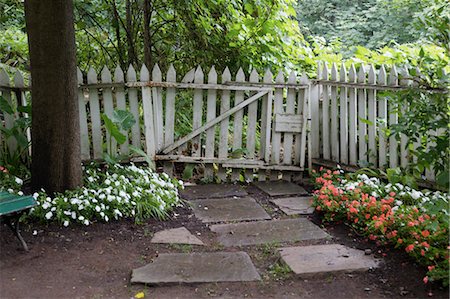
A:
[0,193,37,216]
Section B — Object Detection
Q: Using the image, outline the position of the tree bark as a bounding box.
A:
[25,0,82,193]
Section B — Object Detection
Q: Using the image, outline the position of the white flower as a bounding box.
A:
[42,202,50,210]
[63,221,69,227]
[95,206,101,212]
[51,207,56,212]
[17,191,23,196]
[78,215,85,221]
[45,211,53,219]
[114,181,120,187]
[105,179,111,185]
[88,176,94,182]
[71,211,76,219]
[33,230,38,236]
[410,190,422,200]
[84,219,89,226]
[104,215,109,222]
[15,177,23,185]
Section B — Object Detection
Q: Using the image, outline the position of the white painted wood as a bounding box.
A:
[294,74,306,165]
[114,65,129,155]
[101,66,116,155]
[283,71,296,165]
[339,63,348,164]
[152,64,164,152]
[0,69,16,154]
[399,66,410,168]
[348,64,357,165]
[87,67,103,159]
[411,67,421,165]
[378,65,388,168]
[77,68,90,160]
[310,62,320,158]
[13,71,31,155]
[205,66,217,180]
[357,64,367,165]
[163,65,176,176]
[388,66,399,168]
[259,69,273,181]
[162,91,268,154]
[140,64,156,163]
[330,63,339,162]
[367,64,377,166]
[274,114,303,133]
[192,66,204,157]
[231,68,245,181]
[218,67,231,182]
[321,63,330,160]
[245,68,259,182]
[299,73,309,169]
[126,65,141,149]
[271,70,284,165]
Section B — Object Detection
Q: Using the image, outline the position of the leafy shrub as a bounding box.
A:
[1,163,184,225]
[311,167,449,285]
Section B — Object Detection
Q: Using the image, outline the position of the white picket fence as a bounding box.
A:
[0,62,442,183]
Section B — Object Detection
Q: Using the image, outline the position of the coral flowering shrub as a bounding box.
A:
[311,168,449,286]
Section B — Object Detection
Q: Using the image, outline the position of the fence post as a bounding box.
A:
[140,64,156,166]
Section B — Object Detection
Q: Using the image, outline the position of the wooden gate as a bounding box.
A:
[136,65,311,182]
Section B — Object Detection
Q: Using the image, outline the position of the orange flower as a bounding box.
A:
[421,230,430,238]
[423,276,429,284]
[397,238,403,244]
[405,244,415,252]
[428,265,435,271]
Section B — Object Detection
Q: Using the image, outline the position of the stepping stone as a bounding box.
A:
[279,244,380,275]
[180,184,247,200]
[151,227,204,246]
[253,181,308,197]
[211,218,329,247]
[131,252,261,284]
[270,196,314,215]
[190,197,271,223]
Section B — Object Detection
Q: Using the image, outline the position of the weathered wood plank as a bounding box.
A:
[245,69,259,182]
[321,63,330,160]
[339,63,348,164]
[283,71,296,165]
[77,68,90,160]
[101,66,116,155]
[299,73,309,170]
[388,66,399,168]
[271,71,284,165]
[218,67,231,182]
[310,62,321,159]
[126,65,141,149]
[0,69,16,154]
[140,65,156,164]
[87,67,103,159]
[399,66,410,168]
[13,71,31,155]
[330,63,339,162]
[357,65,367,165]
[205,66,218,180]
[192,66,204,157]
[114,66,129,155]
[274,114,303,133]
[367,65,377,166]
[152,64,164,152]
[259,69,273,181]
[231,68,245,182]
[378,65,388,168]
[163,64,176,176]
[348,64,357,165]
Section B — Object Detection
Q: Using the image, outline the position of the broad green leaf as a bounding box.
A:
[112,109,136,131]
[102,114,126,144]
[0,96,14,114]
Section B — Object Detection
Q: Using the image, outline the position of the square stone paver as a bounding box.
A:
[180,184,248,200]
[279,244,380,275]
[253,181,308,197]
[131,252,261,284]
[151,227,204,245]
[210,218,330,247]
[190,197,271,223]
[270,197,314,215]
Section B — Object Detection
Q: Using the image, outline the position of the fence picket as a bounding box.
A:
[330,63,339,162]
[126,65,141,149]
[339,63,348,164]
[321,63,330,160]
[283,71,296,166]
[140,64,156,163]
[13,71,31,154]
[388,66,399,168]
[77,68,90,160]
[0,69,16,154]
[357,65,367,165]
[231,68,245,181]
[310,62,320,158]
[152,64,164,152]
[299,73,309,169]
[399,66,410,168]
[163,64,176,175]
[367,65,377,166]
[218,67,231,182]
[192,66,204,157]
[348,64,357,165]
[101,66,116,155]
[244,68,259,182]
[378,65,388,168]
[259,69,273,181]
[87,67,103,159]
[270,71,284,180]
[114,66,129,155]
[205,66,217,180]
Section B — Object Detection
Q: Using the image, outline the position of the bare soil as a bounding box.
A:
[1,184,448,299]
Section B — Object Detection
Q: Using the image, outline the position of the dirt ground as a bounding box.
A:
[1,184,448,299]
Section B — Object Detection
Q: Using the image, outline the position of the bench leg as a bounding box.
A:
[4,215,29,251]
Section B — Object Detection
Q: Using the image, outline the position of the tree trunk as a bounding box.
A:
[143,0,152,68]
[125,0,137,66]
[25,0,82,193]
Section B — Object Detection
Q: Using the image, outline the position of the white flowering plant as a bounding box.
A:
[1,163,184,226]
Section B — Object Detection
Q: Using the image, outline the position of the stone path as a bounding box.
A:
[132,181,379,285]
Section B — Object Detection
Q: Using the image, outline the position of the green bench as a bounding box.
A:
[0,191,37,251]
